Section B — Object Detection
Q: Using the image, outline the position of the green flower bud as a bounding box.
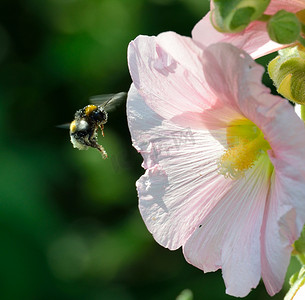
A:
[267,10,301,44]
[289,271,300,287]
[285,266,305,300]
[268,46,305,104]
[211,0,270,33]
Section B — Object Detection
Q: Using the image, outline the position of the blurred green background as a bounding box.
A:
[0,0,299,299]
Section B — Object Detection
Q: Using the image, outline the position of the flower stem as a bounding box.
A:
[257,14,272,22]
[298,36,305,47]
[297,253,305,265]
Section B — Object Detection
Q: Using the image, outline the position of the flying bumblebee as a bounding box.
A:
[67,92,126,158]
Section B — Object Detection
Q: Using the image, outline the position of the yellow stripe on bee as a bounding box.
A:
[70,120,77,133]
[85,105,97,116]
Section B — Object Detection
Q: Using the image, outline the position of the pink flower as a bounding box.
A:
[127,32,305,297]
[192,0,305,59]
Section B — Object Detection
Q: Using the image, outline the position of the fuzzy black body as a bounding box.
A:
[70,105,108,158]
[68,92,126,158]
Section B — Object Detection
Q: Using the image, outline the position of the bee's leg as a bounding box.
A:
[100,124,105,137]
[88,134,108,159]
[86,140,108,159]
[90,140,107,158]
[96,144,108,159]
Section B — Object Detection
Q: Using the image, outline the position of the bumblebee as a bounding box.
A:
[69,92,126,158]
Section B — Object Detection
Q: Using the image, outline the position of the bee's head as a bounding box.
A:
[91,107,108,124]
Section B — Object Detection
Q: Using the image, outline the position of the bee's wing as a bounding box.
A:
[89,92,127,112]
[89,94,117,105]
[56,123,71,130]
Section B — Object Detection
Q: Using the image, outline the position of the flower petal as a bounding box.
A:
[128,32,214,121]
[192,0,305,60]
[265,0,305,14]
[260,173,298,295]
[127,31,305,298]
[200,42,305,295]
[183,155,271,297]
[127,84,234,249]
[259,121,305,295]
[200,43,299,134]
[201,43,266,113]
[192,12,282,59]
